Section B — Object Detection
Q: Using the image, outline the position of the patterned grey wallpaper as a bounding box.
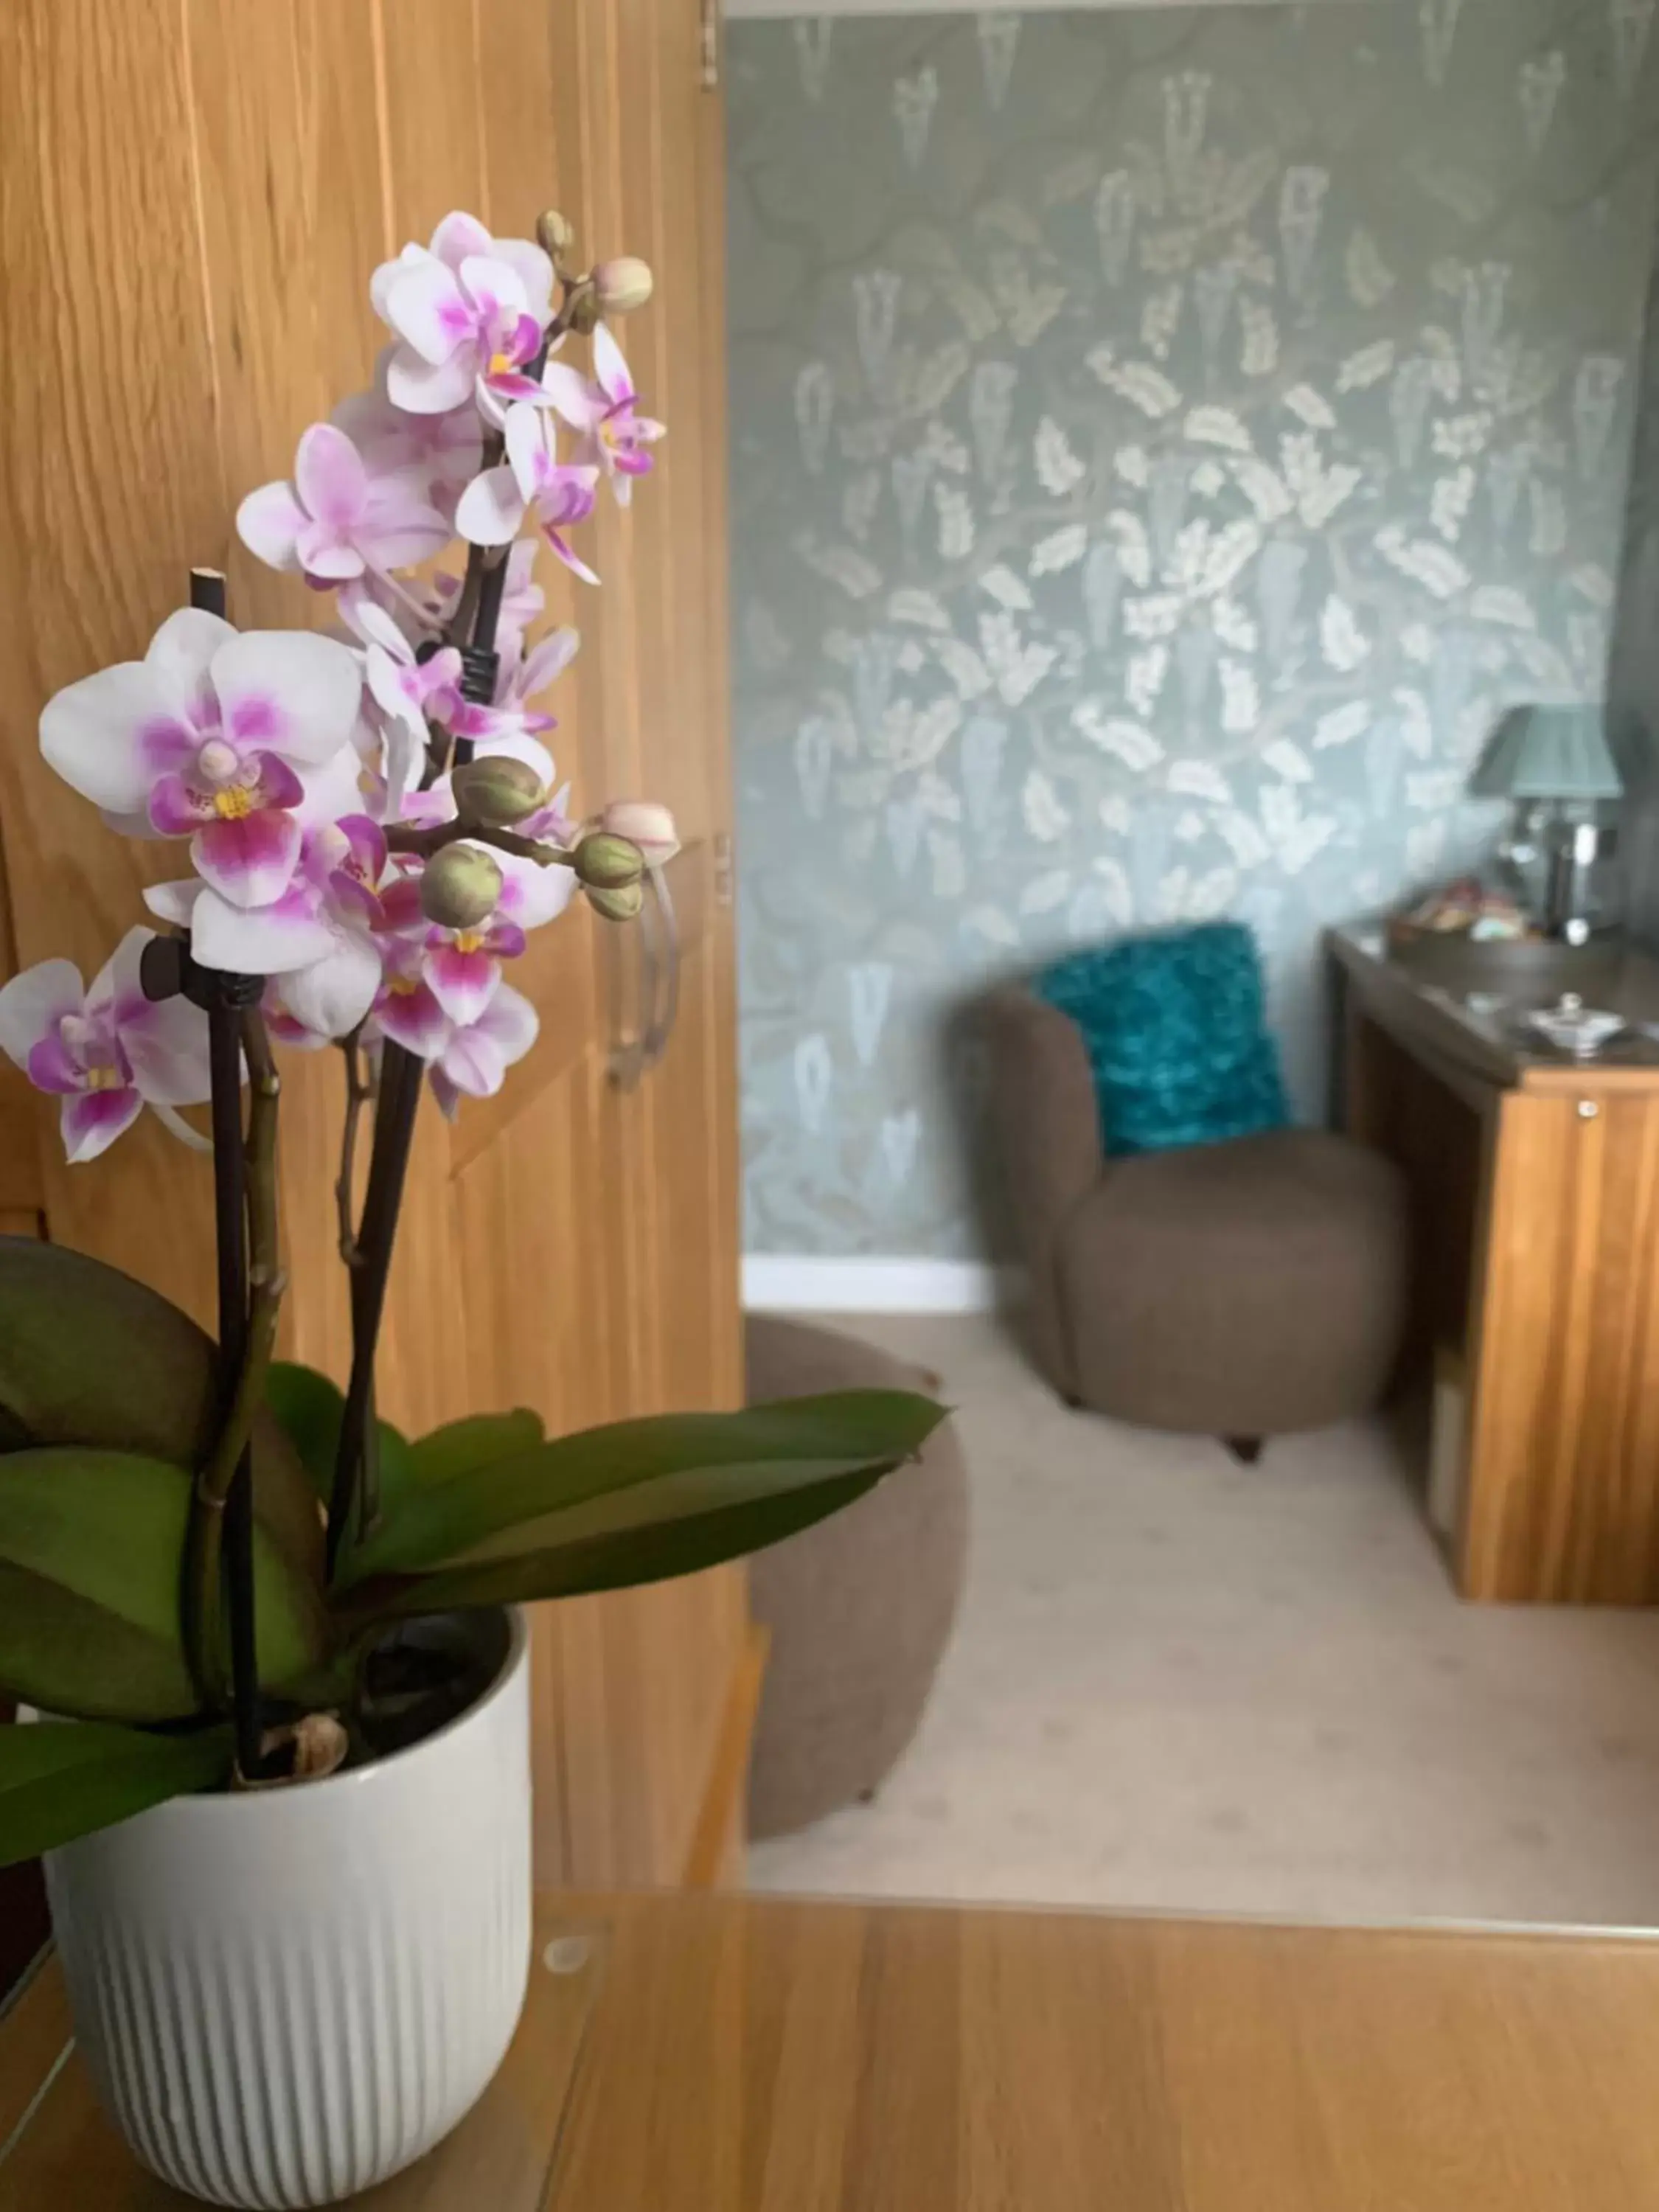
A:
[728,0,1659,1261]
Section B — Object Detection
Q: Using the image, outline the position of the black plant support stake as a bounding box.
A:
[327,1041,420,1572]
[207,983,263,1782]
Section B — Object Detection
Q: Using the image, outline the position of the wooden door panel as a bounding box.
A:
[0,0,747,1894]
[378,0,490,232]
[450,1051,616,1444]
[636,932,739,1414]
[0,0,234,1328]
[552,1565,749,1887]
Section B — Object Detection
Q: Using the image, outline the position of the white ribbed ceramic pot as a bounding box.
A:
[42,1608,532,2211]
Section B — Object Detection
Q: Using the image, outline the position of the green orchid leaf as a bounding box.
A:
[345,1464,888,1626]
[0,1719,234,1868]
[407,1410,545,1492]
[263,1362,346,1494]
[444,1454,898,1565]
[0,1448,330,1722]
[0,1238,321,1583]
[339,1389,946,1587]
[0,1565,199,1725]
[265,1360,412,1520]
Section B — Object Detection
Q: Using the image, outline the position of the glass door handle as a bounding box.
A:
[606,883,657,1093]
[639,865,681,1075]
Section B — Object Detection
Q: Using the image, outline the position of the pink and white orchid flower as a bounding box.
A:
[349,566,458,644]
[147,815,389,1042]
[369,937,453,1060]
[428,981,538,1119]
[0,928,212,1162]
[333,352,484,521]
[540,324,664,507]
[374,211,557,420]
[378,869,526,1028]
[455,407,599,583]
[41,609,362,910]
[261,978,334,1051]
[237,423,451,585]
[338,588,463,815]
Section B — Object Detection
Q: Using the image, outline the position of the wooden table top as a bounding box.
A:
[1329,922,1659,1097]
[10,1891,1659,2209]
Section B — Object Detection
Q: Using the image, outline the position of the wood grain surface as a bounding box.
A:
[1463,1086,1659,1601]
[549,1893,1659,2212]
[1334,928,1659,1602]
[12,1891,1659,2209]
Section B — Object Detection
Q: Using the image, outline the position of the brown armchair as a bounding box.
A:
[982,985,1408,1448]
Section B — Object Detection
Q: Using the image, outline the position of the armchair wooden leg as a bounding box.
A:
[1224,1436,1263,1466]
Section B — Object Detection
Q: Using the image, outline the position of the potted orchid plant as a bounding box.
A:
[0,208,939,2211]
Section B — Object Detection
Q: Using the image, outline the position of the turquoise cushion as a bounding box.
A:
[1034,922,1290,1158]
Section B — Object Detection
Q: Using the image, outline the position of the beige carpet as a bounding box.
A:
[748,1312,1659,1928]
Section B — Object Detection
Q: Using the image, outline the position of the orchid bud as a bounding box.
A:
[452,756,546,828]
[592,257,654,316]
[536,208,577,260]
[574,832,645,890]
[598,799,679,868]
[420,844,502,930]
[585,879,645,923]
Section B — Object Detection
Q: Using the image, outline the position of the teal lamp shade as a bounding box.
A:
[1468,706,1624,801]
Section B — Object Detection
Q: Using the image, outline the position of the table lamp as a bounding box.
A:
[1468,706,1624,945]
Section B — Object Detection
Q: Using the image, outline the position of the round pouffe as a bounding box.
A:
[1055,1128,1410,1438]
[745,1317,969,1842]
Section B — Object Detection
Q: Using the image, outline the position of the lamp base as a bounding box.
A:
[1545,820,1615,947]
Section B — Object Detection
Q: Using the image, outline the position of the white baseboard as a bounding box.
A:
[742,1256,1009,1315]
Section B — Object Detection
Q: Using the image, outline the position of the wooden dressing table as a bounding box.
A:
[1330,923,1659,1604]
[6,1891,1659,2209]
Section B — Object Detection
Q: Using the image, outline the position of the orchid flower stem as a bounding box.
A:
[182,989,279,1781]
[383,820,577,867]
[335,1032,370,1267]
[374,564,446,633]
[437,428,505,661]
[229,1015,282,1781]
[421,714,452,791]
[444,560,485,653]
[328,1040,421,1575]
